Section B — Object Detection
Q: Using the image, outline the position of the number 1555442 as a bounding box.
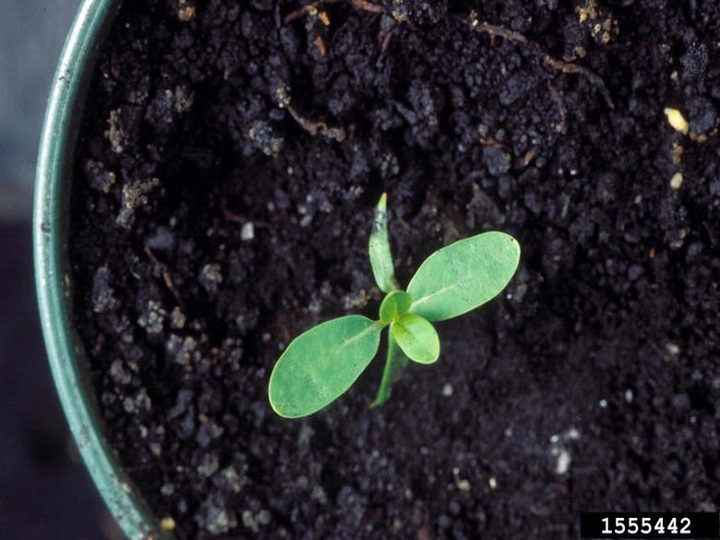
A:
[580,513,719,538]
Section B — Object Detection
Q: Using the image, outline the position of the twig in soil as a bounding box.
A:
[395,213,412,231]
[548,82,568,134]
[285,0,381,23]
[313,35,328,56]
[144,246,186,312]
[523,148,538,166]
[376,21,399,68]
[219,195,272,231]
[287,104,348,141]
[471,20,615,110]
[379,26,396,52]
[479,135,509,149]
[171,523,189,540]
[219,195,246,224]
[413,501,434,540]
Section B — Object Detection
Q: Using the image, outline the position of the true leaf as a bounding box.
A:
[391,313,440,364]
[407,231,520,322]
[368,193,397,293]
[269,316,382,418]
[378,290,412,324]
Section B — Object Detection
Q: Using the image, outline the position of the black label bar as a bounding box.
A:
[580,513,719,538]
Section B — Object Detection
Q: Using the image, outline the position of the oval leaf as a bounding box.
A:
[378,290,412,324]
[269,316,382,418]
[407,231,520,322]
[392,313,440,364]
[368,193,397,293]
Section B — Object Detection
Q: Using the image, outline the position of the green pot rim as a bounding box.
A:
[33,1,173,539]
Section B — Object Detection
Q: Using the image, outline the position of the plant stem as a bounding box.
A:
[371,331,408,407]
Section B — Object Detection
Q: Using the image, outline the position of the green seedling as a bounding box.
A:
[268,193,521,418]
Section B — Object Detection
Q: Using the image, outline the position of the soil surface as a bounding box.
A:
[70,0,720,538]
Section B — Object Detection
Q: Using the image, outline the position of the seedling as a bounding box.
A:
[268,194,521,418]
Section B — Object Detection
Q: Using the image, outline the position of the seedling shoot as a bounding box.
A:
[269,193,520,418]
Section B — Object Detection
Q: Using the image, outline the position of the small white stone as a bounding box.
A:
[599,399,608,409]
[555,448,571,475]
[442,383,454,397]
[456,479,471,491]
[664,107,689,135]
[241,222,255,241]
[624,389,634,403]
[488,477,497,489]
[670,172,684,190]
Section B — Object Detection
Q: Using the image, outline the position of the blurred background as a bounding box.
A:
[1,2,116,538]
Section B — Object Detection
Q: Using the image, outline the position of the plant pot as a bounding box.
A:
[34,1,170,538]
[37,1,720,539]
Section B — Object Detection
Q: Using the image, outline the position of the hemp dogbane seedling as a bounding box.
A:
[269,193,520,418]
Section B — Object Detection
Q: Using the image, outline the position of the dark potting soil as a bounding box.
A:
[69,0,720,538]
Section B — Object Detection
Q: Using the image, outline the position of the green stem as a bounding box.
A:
[371,330,408,407]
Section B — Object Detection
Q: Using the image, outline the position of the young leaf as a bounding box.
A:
[407,231,520,322]
[391,313,440,364]
[378,290,412,324]
[368,193,397,293]
[269,316,382,418]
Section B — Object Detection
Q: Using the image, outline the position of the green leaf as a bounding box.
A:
[368,193,397,293]
[391,313,440,364]
[378,290,412,324]
[407,231,520,322]
[269,316,382,418]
